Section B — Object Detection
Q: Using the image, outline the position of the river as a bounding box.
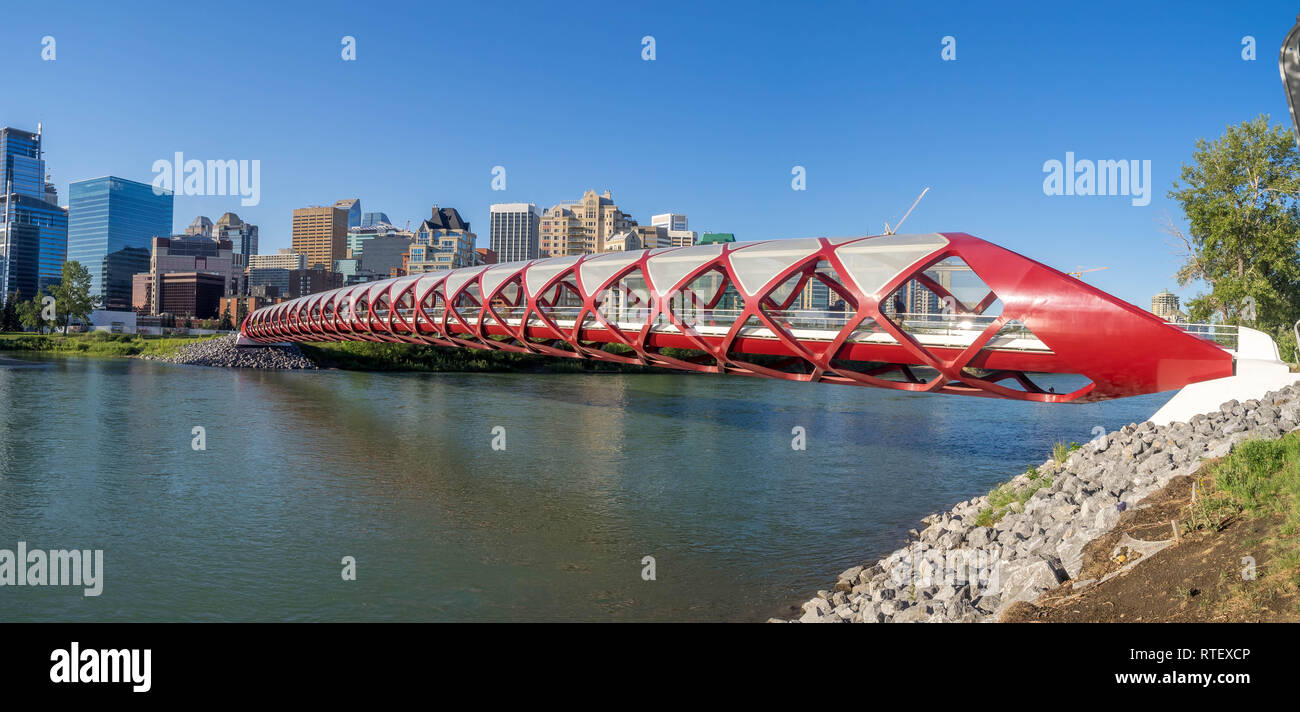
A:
[0,355,1171,621]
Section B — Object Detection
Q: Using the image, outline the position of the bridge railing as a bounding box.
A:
[1167,322,1238,351]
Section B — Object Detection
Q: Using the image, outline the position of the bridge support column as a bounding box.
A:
[1150,326,1300,425]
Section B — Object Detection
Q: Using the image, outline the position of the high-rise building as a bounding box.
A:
[539,190,637,257]
[361,211,391,228]
[249,248,307,271]
[1151,289,1180,321]
[291,205,348,270]
[67,176,174,310]
[699,232,736,245]
[335,198,361,229]
[213,212,258,260]
[489,203,540,263]
[1,194,68,299]
[142,235,239,313]
[1,126,67,299]
[0,127,47,201]
[185,215,214,237]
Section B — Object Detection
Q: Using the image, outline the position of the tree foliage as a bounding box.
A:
[47,261,95,335]
[1168,115,1300,356]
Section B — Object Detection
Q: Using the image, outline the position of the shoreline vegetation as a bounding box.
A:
[0,331,797,375]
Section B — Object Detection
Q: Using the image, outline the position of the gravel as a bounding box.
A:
[141,334,317,370]
[779,383,1300,623]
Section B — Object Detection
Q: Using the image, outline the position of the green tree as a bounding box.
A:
[235,300,248,331]
[218,303,234,331]
[17,292,48,333]
[1167,115,1300,358]
[1,290,19,332]
[47,261,95,335]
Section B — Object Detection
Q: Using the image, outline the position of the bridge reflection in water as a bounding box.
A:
[242,233,1235,403]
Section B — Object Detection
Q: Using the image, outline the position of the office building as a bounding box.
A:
[67,176,174,310]
[489,203,540,263]
[213,212,258,260]
[335,198,361,229]
[185,215,214,237]
[291,205,348,270]
[475,247,498,265]
[1,126,67,298]
[699,232,736,245]
[0,126,47,201]
[144,235,239,311]
[150,271,224,318]
[249,248,307,271]
[361,211,391,228]
[346,221,412,259]
[361,235,415,277]
[1,194,68,299]
[248,265,341,299]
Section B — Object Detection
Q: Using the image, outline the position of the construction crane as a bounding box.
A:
[1067,266,1109,279]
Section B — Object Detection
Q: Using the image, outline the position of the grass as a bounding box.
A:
[0,331,220,358]
[1052,440,1082,465]
[974,464,1055,528]
[1183,434,1300,615]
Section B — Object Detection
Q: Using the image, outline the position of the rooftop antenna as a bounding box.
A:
[884,186,930,235]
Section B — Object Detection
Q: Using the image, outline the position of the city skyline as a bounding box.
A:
[1,1,1293,311]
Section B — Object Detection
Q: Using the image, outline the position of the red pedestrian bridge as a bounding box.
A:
[240,232,1237,403]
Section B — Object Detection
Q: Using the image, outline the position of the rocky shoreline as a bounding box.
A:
[140,334,317,370]
[781,383,1300,623]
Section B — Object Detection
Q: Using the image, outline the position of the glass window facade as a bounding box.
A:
[0,128,46,201]
[67,176,174,310]
[1,194,68,299]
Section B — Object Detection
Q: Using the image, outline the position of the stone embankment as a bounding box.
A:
[141,334,317,370]
[783,384,1300,623]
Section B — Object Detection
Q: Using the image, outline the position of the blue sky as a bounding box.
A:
[0,0,1293,307]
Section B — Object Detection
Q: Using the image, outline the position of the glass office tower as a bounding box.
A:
[67,176,173,310]
[0,127,46,200]
[1,127,67,299]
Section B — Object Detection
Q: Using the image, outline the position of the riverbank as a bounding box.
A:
[0,331,220,358]
[0,331,679,374]
[784,384,1300,623]
[1001,434,1300,622]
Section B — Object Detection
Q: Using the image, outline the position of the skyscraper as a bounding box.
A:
[489,203,540,263]
[0,126,47,201]
[1,126,67,299]
[291,205,348,270]
[213,212,258,260]
[361,211,391,228]
[335,198,361,229]
[67,176,173,310]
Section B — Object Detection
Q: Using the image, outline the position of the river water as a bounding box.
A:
[0,355,1171,621]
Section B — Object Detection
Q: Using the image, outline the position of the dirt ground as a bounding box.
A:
[1001,470,1298,623]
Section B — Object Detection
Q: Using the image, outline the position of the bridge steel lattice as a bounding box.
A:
[241,233,1234,402]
